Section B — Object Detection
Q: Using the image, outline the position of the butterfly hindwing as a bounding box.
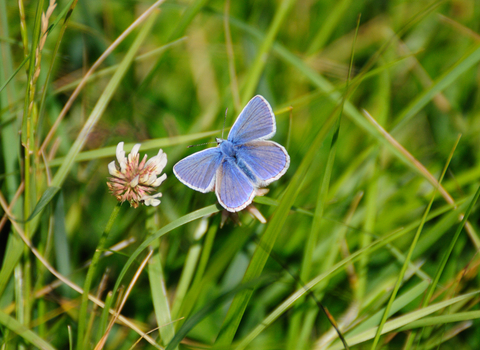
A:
[215,158,255,212]
[173,148,224,193]
[228,95,276,144]
[235,140,290,187]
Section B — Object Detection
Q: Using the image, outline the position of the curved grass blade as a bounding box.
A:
[405,183,480,349]
[165,275,275,350]
[138,0,210,93]
[109,205,219,312]
[0,54,30,93]
[234,198,472,349]
[37,0,79,136]
[327,290,480,350]
[0,4,163,330]
[214,99,339,349]
[392,42,480,133]
[397,310,480,331]
[346,281,429,339]
[241,0,295,104]
[306,0,353,55]
[47,130,219,167]
[292,15,361,350]
[220,10,473,224]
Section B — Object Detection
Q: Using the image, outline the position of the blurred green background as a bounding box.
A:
[2,0,480,349]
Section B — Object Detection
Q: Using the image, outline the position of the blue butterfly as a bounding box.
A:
[173,95,290,212]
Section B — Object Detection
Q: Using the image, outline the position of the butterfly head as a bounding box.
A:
[218,139,236,158]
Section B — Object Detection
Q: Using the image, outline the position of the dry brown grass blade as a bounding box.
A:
[0,191,161,348]
[0,181,24,232]
[362,109,480,249]
[94,249,157,350]
[38,0,167,156]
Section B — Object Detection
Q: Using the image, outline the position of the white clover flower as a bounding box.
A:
[107,142,167,208]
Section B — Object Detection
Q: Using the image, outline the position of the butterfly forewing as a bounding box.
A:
[173,148,224,193]
[216,159,255,212]
[228,95,276,144]
[235,140,290,186]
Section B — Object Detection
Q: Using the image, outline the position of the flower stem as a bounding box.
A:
[76,203,121,350]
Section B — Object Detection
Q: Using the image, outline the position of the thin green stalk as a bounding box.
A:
[76,203,121,350]
[223,0,241,112]
[109,205,219,318]
[0,0,21,204]
[290,17,360,349]
[406,184,480,349]
[214,96,339,349]
[37,0,79,145]
[0,55,29,94]
[306,0,353,55]
[0,1,163,303]
[241,0,295,104]
[234,198,471,349]
[137,0,210,93]
[95,291,113,343]
[147,208,175,348]
[0,309,56,350]
[170,217,208,319]
[370,136,460,349]
[20,0,44,339]
[149,244,175,348]
[18,0,29,58]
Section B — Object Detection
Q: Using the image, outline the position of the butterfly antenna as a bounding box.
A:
[221,108,228,139]
[187,141,217,148]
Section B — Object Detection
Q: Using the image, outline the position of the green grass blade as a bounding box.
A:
[166,275,276,350]
[50,12,158,189]
[52,193,72,297]
[76,204,121,350]
[306,0,353,55]
[397,310,480,331]
[147,207,175,348]
[241,0,295,104]
[138,0,210,92]
[24,186,60,222]
[370,136,460,349]
[347,281,430,338]
[0,309,57,350]
[149,245,175,347]
[0,54,29,93]
[95,291,114,343]
[234,198,471,349]
[47,131,219,167]
[170,217,208,320]
[0,0,21,202]
[406,184,480,348]
[327,290,480,350]
[109,205,219,311]
[392,42,480,133]
[215,105,339,348]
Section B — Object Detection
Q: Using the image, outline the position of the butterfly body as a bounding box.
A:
[174,95,290,212]
[217,139,236,159]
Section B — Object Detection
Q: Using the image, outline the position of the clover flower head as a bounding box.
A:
[107,142,167,208]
